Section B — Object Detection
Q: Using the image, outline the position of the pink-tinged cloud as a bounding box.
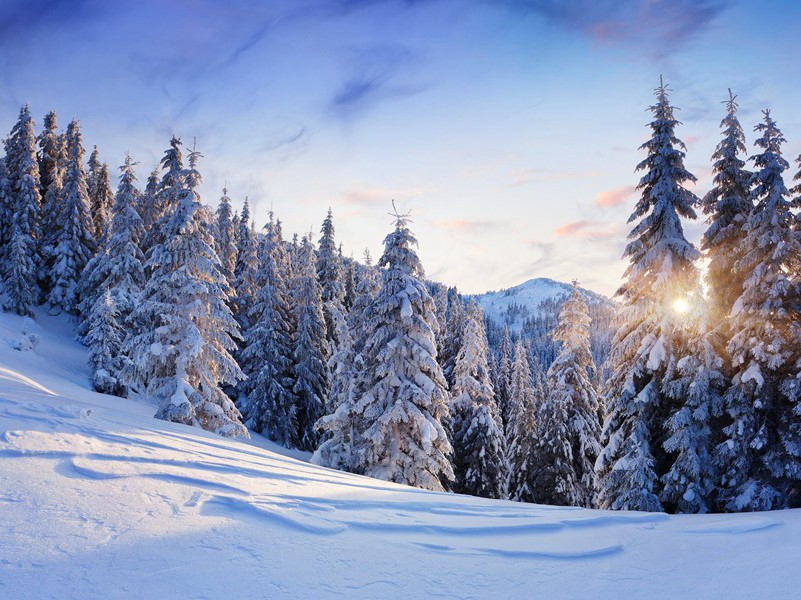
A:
[595,185,635,208]
[510,168,601,187]
[554,220,617,240]
[339,186,434,206]
[435,219,499,234]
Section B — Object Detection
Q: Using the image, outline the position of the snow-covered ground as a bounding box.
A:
[0,309,798,599]
[473,277,610,332]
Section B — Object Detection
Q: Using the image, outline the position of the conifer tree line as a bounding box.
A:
[1,78,800,514]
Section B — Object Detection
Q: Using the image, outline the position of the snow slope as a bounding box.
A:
[0,310,798,599]
[473,277,611,332]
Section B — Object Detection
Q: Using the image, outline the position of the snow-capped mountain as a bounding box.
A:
[472,277,613,332]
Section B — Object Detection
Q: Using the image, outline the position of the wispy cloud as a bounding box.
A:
[594,185,635,208]
[338,185,434,206]
[487,0,729,58]
[435,219,500,234]
[554,220,617,239]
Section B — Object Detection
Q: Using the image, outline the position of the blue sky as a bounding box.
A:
[1,0,800,295]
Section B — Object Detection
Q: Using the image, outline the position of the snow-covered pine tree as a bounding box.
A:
[239,214,298,445]
[123,144,247,438]
[701,90,753,326]
[214,187,237,285]
[86,288,127,396]
[138,166,160,231]
[38,114,65,289]
[344,209,453,490]
[142,136,183,254]
[716,110,801,511]
[506,338,538,502]
[90,163,113,243]
[531,282,600,507]
[78,154,146,333]
[3,105,43,316]
[48,119,97,314]
[432,283,448,339]
[440,287,464,389]
[0,159,12,259]
[343,257,356,313]
[595,79,701,512]
[317,208,346,351]
[661,301,725,513]
[450,301,506,499]
[292,235,330,451]
[231,198,259,331]
[86,145,100,206]
[495,324,513,436]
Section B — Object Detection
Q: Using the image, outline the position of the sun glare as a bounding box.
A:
[672,297,691,315]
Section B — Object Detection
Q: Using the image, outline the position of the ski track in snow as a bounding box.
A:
[0,308,799,599]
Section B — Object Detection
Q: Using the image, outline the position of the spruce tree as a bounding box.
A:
[138,166,161,231]
[716,110,801,511]
[214,187,237,284]
[90,163,113,243]
[532,283,600,507]
[38,119,65,288]
[701,90,753,325]
[339,209,452,490]
[231,198,259,331]
[0,159,11,259]
[3,105,43,315]
[440,287,464,389]
[86,288,127,396]
[317,208,346,350]
[596,79,700,512]
[496,325,513,436]
[506,338,538,502]
[292,235,330,451]
[142,136,183,254]
[48,120,97,314]
[450,301,506,499]
[124,144,247,437]
[239,214,297,445]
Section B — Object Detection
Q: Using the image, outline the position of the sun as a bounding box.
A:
[672,297,691,315]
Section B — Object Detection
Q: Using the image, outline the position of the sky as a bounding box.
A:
[1,0,800,296]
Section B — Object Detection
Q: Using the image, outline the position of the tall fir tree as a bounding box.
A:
[3,105,43,315]
[292,235,330,451]
[86,288,127,396]
[440,287,464,390]
[701,90,753,326]
[596,79,700,512]
[506,338,538,502]
[38,115,66,287]
[317,208,346,350]
[138,166,161,232]
[142,136,183,254]
[48,119,96,314]
[214,187,237,284]
[495,324,514,436]
[123,144,247,437]
[239,214,298,445]
[90,163,114,243]
[332,210,452,491]
[0,159,11,259]
[450,301,506,499]
[231,198,259,332]
[532,283,600,507]
[716,110,801,511]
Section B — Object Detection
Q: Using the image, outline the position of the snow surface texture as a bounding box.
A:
[0,309,798,599]
[473,277,609,332]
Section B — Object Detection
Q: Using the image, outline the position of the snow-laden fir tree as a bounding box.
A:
[313,250,381,471]
[317,208,346,350]
[87,145,100,201]
[343,256,356,312]
[142,136,183,254]
[77,154,146,333]
[3,105,43,316]
[90,163,113,243]
[0,159,11,258]
[531,282,600,507]
[340,209,452,490]
[596,79,701,512]
[506,338,538,502]
[715,110,801,511]
[47,119,97,314]
[450,301,506,499]
[231,198,259,332]
[86,288,127,396]
[660,300,725,513]
[432,283,448,339]
[214,187,237,285]
[124,144,247,437]
[38,115,65,287]
[292,235,330,451]
[138,166,161,231]
[495,325,513,436]
[701,90,753,325]
[440,287,464,390]
[238,214,298,445]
